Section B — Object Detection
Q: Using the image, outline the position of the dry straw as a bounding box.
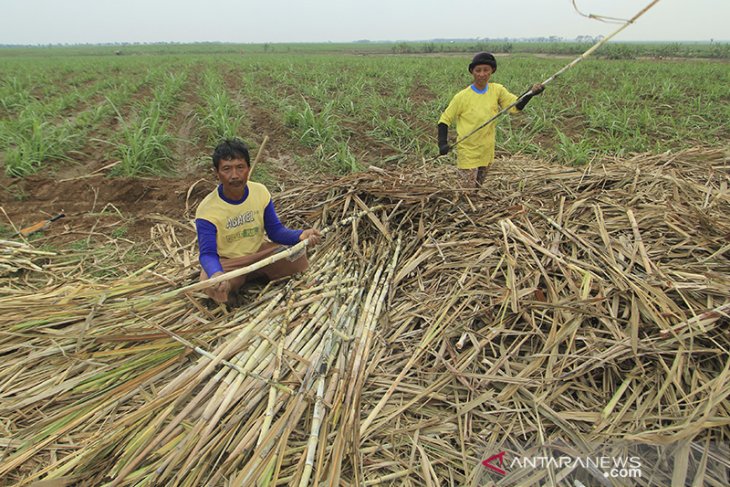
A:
[1,148,728,486]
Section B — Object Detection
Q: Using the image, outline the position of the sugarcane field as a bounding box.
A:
[1,30,730,487]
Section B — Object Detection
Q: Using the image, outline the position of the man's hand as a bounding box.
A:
[438,143,450,156]
[531,83,545,95]
[208,271,231,304]
[300,228,322,246]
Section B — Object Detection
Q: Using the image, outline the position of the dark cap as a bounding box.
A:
[468,52,497,73]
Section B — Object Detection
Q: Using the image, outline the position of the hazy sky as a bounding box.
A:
[1,0,727,45]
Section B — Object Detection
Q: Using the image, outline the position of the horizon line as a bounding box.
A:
[1,38,728,48]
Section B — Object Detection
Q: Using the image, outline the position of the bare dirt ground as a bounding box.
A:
[0,171,215,245]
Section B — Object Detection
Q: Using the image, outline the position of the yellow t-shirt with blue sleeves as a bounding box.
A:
[195,182,270,259]
[439,83,519,169]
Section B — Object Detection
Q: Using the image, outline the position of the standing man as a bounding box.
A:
[438,52,544,187]
[195,138,321,304]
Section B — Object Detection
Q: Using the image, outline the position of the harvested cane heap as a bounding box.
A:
[1,149,729,486]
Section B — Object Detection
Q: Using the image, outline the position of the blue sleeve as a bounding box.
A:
[195,218,224,276]
[264,200,302,246]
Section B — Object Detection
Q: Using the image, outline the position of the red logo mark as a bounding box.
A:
[482,451,507,476]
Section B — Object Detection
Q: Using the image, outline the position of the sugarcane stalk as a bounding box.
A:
[298,267,355,486]
[258,290,296,447]
[357,238,402,437]
[219,310,330,481]
[299,367,327,487]
[152,324,293,395]
[232,392,310,486]
[324,258,384,482]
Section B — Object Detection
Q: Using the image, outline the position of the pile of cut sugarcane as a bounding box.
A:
[1,148,728,486]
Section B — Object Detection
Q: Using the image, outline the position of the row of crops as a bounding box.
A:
[4,41,729,59]
[1,50,728,177]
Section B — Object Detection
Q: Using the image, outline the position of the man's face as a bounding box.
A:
[472,64,493,87]
[216,157,250,195]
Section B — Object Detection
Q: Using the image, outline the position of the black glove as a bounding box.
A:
[515,95,532,111]
[515,84,544,110]
[437,123,449,155]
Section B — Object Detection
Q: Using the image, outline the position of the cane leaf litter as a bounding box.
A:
[0,43,729,486]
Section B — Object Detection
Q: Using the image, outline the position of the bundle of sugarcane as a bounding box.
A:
[1,148,728,486]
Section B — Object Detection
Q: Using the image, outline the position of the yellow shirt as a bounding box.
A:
[195,182,271,259]
[439,83,519,169]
